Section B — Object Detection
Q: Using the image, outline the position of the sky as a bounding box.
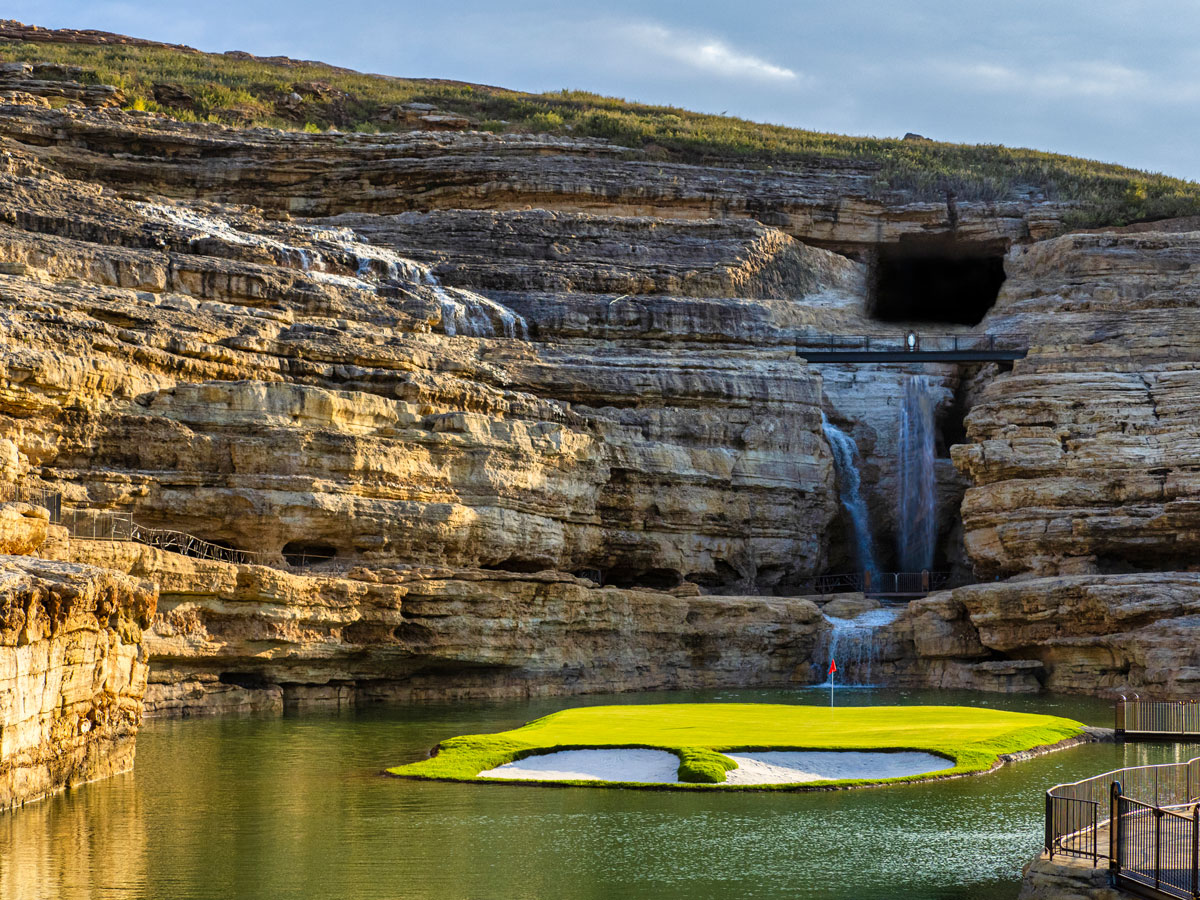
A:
[12,0,1200,180]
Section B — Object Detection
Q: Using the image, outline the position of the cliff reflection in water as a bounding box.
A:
[0,690,1164,900]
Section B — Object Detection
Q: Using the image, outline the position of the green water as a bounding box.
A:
[3,687,1196,900]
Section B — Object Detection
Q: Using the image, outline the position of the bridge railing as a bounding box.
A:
[1117,697,1200,738]
[801,570,953,596]
[795,331,1030,354]
[1046,756,1200,866]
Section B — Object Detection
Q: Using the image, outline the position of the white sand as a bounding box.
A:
[477,748,949,785]
[479,749,681,783]
[722,750,949,784]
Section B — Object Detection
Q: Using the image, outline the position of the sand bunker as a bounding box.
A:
[722,750,947,784]
[479,749,682,782]
[478,748,949,785]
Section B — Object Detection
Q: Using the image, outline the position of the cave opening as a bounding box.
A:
[282,541,337,566]
[870,237,1007,326]
[604,567,682,591]
[482,558,550,574]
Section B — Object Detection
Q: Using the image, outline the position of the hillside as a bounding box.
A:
[2,18,1199,228]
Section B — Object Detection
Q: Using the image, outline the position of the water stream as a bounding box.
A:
[821,414,878,579]
[897,375,938,571]
[1,688,1183,900]
[815,607,899,686]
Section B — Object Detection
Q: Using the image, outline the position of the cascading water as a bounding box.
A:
[814,608,898,686]
[131,201,529,340]
[821,413,878,579]
[897,375,937,572]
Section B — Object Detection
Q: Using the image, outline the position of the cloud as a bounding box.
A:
[620,23,801,83]
[937,59,1171,100]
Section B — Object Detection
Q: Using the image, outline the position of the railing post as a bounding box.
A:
[1192,805,1199,899]
[1111,781,1122,874]
[1046,792,1054,858]
[1156,807,1163,891]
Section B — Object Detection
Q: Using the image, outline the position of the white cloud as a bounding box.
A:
[620,23,801,83]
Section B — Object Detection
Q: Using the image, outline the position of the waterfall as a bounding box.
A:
[815,608,898,686]
[897,375,937,572]
[820,413,878,579]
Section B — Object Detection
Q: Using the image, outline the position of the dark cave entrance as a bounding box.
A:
[870,237,1007,326]
[282,541,337,566]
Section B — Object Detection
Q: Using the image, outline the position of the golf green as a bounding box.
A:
[388,702,1086,789]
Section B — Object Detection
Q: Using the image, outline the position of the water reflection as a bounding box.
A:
[1,688,1191,900]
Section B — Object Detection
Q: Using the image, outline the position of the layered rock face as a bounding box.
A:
[961,230,1200,579]
[62,541,824,715]
[0,540,156,808]
[5,54,1200,716]
[0,66,860,712]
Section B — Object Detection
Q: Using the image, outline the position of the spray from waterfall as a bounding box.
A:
[897,375,937,572]
[814,608,898,686]
[821,413,878,579]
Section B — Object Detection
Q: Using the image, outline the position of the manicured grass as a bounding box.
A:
[387,703,1085,790]
[4,37,1200,226]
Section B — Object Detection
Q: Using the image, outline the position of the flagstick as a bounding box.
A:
[830,668,834,708]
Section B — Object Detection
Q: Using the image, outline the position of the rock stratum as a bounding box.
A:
[0,46,1197,775]
[0,504,155,808]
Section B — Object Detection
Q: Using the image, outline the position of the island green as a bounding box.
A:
[388,703,1086,789]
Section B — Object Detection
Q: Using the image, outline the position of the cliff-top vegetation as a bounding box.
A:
[3,29,1200,228]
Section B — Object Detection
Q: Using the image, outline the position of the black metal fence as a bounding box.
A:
[1118,697,1200,739]
[1046,756,1200,898]
[795,332,1030,354]
[802,570,953,596]
[1116,792,1200,900]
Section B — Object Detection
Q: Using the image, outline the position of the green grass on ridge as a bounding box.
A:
[3,36,1200,228]
[387,703,1085,790]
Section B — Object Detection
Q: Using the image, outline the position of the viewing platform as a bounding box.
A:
[796,332,1029,363]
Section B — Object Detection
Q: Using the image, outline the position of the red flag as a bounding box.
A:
[829,658,837,675]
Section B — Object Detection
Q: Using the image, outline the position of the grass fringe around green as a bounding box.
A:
[387,703,1085,790]
[4,37,1200,227]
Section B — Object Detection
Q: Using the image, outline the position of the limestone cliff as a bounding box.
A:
[0,530,156,808]
[2,52,1200,714]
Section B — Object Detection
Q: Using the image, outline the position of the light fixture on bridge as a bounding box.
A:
[906,331,919,352]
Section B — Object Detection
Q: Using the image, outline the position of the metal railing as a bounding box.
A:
[795,332,1030,354]
[1116,792,1200,899]
[0,483,62,524]
[802,570,953,596]
[1118,697,1200,739]
[4,481,332,570]
[58,507,267,565]
[1047,758,1200,862]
